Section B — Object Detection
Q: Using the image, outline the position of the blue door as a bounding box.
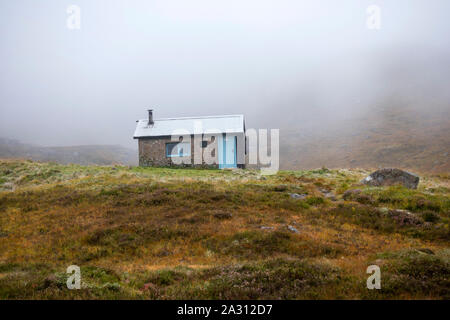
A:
[218,134,237,169]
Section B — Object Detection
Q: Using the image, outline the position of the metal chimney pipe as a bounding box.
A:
[148,109,154,125]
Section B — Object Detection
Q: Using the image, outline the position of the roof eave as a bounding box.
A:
[134,131,244,139]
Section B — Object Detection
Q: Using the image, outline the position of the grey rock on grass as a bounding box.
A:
[289,193,307,200]
[362,168,419,189]
[287,225,299,233]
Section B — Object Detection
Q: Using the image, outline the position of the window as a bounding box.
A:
[166,142,191,157]
[202,136,215,148]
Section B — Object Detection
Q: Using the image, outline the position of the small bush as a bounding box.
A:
[421,211,441,223]
[306,196,325,206]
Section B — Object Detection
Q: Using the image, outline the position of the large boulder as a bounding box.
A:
[362,168,419,189]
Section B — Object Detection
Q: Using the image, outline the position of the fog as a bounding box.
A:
[1,0,449,149]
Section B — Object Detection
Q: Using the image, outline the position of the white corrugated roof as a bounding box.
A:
[133,114,245,138]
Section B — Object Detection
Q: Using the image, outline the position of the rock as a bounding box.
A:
[260,226,274,230]
[362,168,419,189]
[287,225,299,234]
[289,193,307,200]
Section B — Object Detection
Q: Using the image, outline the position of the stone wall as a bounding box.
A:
[138,135,220,168]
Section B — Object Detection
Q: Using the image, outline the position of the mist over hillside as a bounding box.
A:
[270,49,450,173]
[0,138,137,166]
[280,104,450,173]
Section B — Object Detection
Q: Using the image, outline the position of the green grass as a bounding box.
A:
[347,186,450,214]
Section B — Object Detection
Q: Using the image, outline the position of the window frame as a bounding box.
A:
[165,142,191,158]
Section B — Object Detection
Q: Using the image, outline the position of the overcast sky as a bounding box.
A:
[0,0,449,148]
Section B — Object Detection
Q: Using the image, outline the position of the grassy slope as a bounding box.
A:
[0,160,448,299]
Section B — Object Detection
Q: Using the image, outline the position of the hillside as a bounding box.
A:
[280,105,450,173]
[0,160,448,299]
[0,138,137,166]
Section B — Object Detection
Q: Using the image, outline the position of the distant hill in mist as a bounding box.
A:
[0,138,137,166]
[280,104,450,174]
